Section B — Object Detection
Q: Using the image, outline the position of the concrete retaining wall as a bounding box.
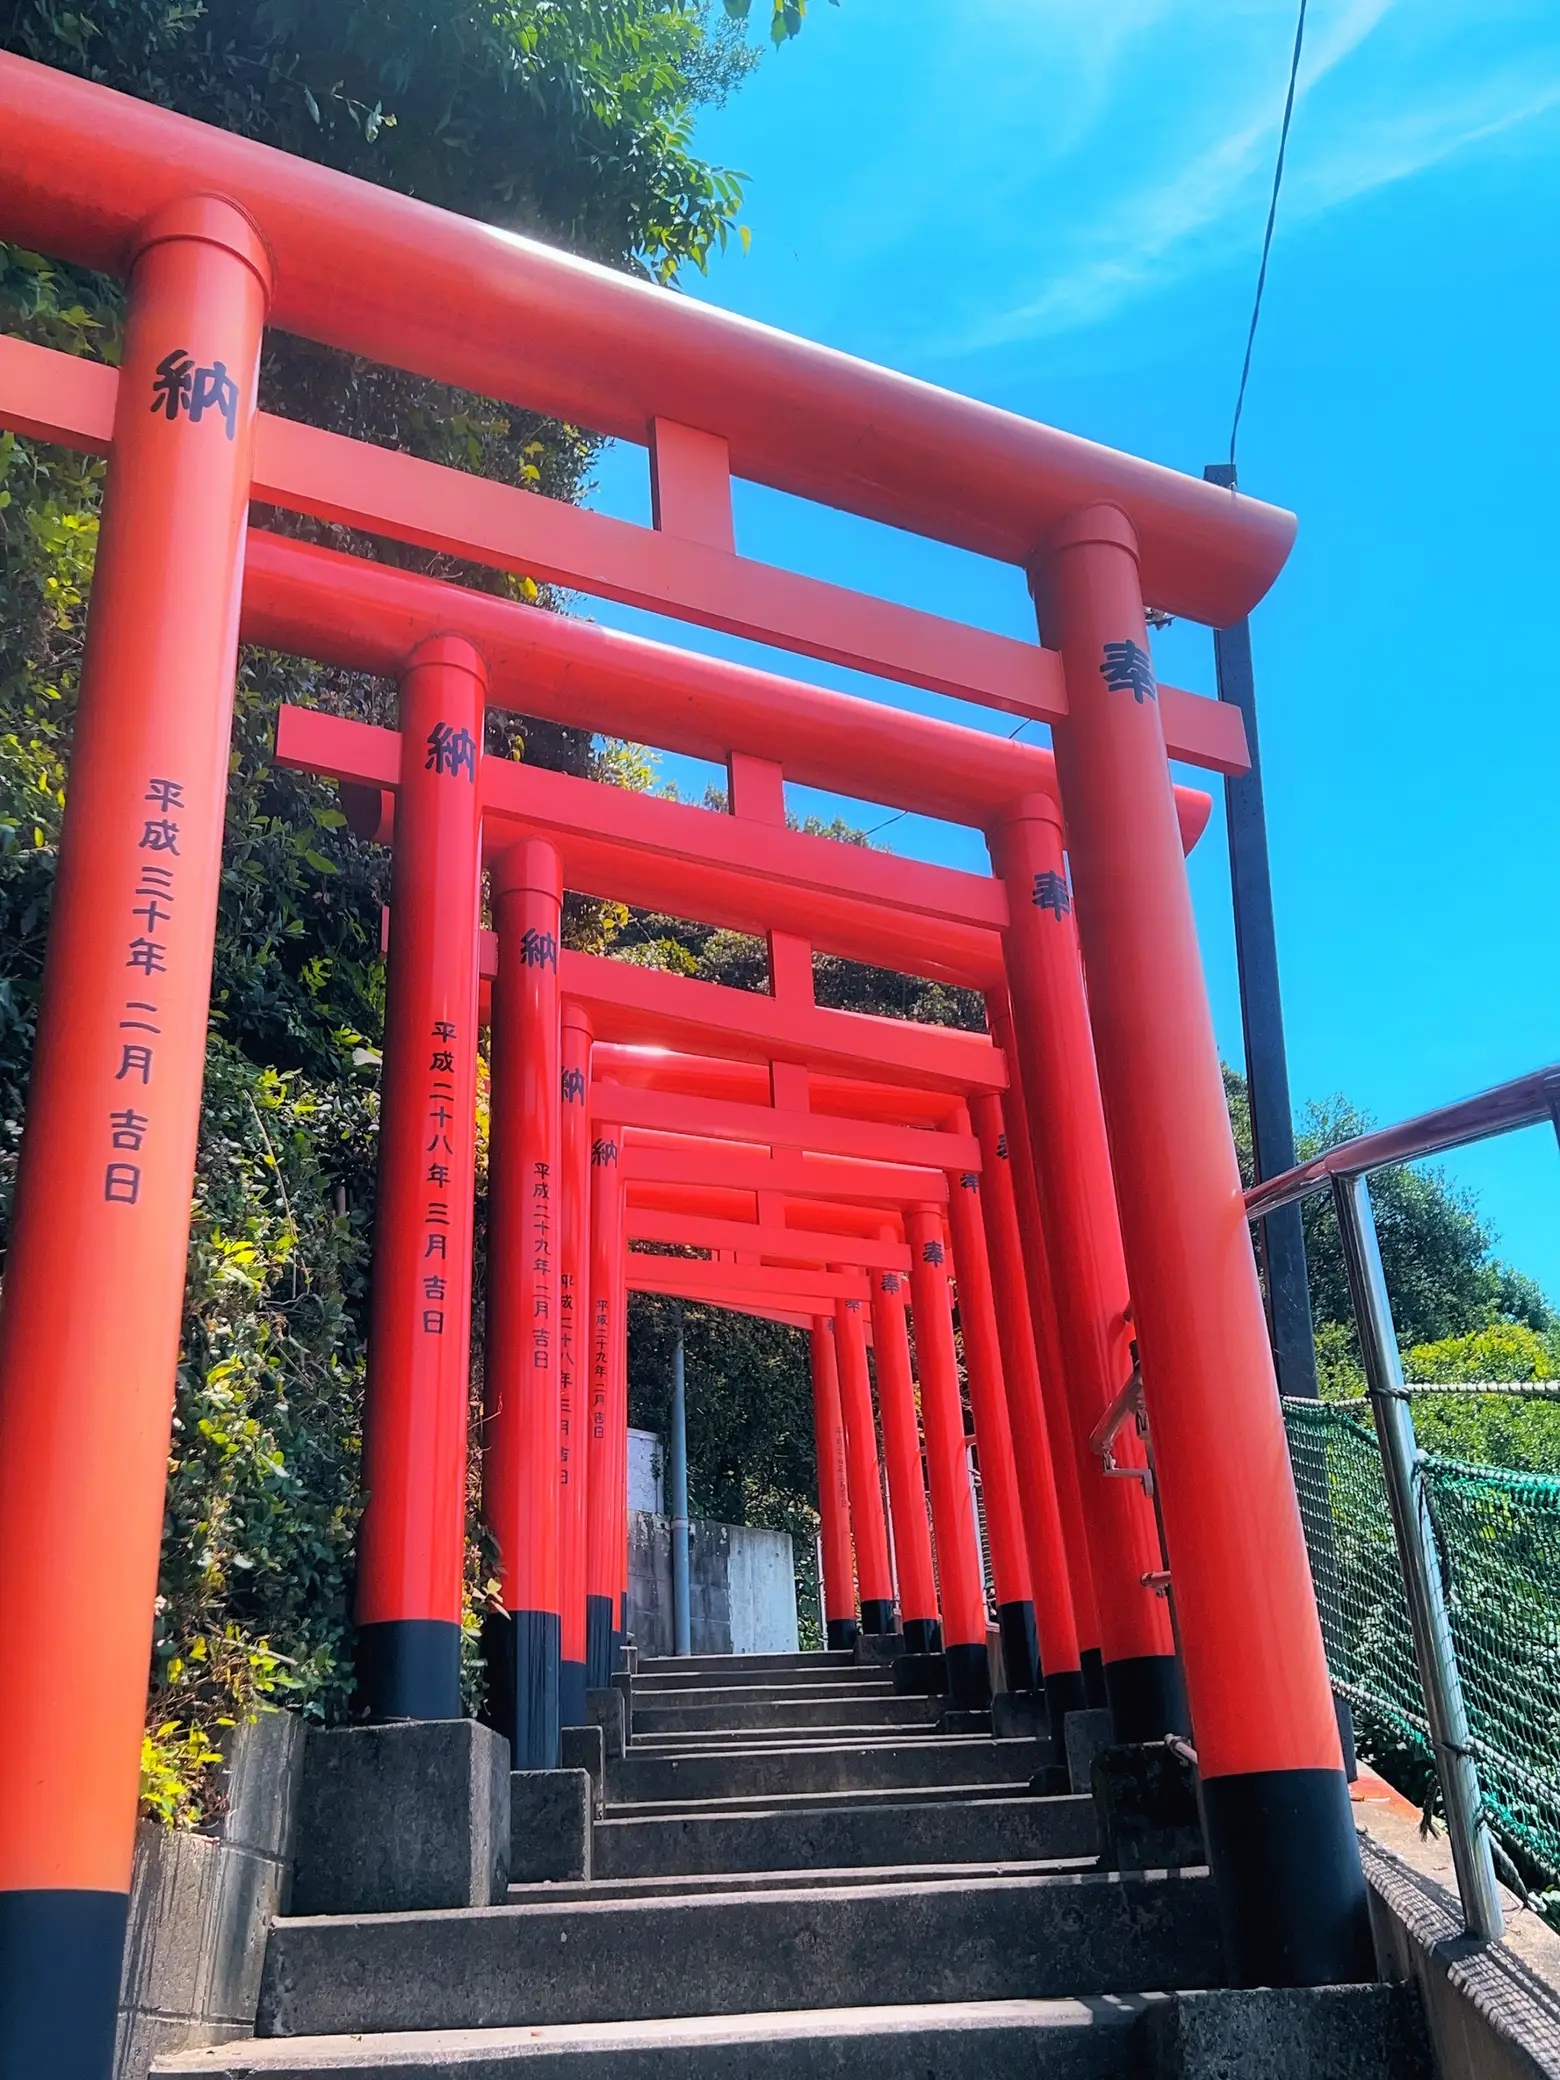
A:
[116,1709,304,2079]
[628,1511,797,1657]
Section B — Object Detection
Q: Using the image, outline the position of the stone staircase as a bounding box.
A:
[155,1649,1429,2078]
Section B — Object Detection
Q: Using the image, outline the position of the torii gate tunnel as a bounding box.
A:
[0,51,1373,2073]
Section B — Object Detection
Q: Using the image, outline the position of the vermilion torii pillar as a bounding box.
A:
[356,636,485,1725]
[483,839,564,1770]
[944,1163,1040,1696]
[557,1002,594,1728]
[0,196,270,2071]
[832,1291,896,1634]
[809,1316,858,1650]
[905,1207,990,1709]
[585,1121,624,1687]
[868,1255,942,1654]
[1032,504,1370,1987]
[968,1089,1084,1730]
[992,794,1180,1744]
[988,1000,1106,1704]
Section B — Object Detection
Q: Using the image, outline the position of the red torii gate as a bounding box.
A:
[0,49,1369,2068]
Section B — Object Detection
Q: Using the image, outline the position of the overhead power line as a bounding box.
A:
[1228,0,1309,474]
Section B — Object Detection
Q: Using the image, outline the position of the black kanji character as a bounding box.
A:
[433,1020,456,1041]
[430,1049,454,1073]
[132,898,172,935]
[109,1107,149,1151]
[104,1162,141,1205]
[426,1200,450,1225]
[127,938,167,976]
[145,779,184,811]
[591,1138,619,1167]
[189,360,238,440]
[1032,869,1072,920]
[422,1309,444,1335]
[139,819,180,854]
[881,1273,901,1294]
[427,1162,451,1187]
[425,721,477,781]
[149,351,194,422]
[117,1043,154,1084]
[1099,638,1157,704]
[518,926,557,971]
[921,1239,945,1266]
[959,1171,979,1192]
[561,1066,586,1104]
[423,1275,448,1302]
[996,1133,1008,1160]
[424,1234,447,1260]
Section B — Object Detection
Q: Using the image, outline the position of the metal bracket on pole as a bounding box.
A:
[1089,1367,1154,1496]
[1331,1170,1504,1942]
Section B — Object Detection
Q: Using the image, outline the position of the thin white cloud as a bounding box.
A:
[916,0,1560,354]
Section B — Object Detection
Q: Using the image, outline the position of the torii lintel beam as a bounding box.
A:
[625,1257,869,1308]
[623,1206,911,1273]
[0,54,1293,629]
[600,1086,981,1172]
[620,1136,949,1208]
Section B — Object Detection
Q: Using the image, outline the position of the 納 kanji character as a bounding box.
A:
[425,721,477,781]
[561,1067,586,1104]
[519,926,557,971]
[189,360,238,440]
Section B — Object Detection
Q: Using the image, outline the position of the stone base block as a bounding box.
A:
[510,1769,593,1883]
[289,1720,509,1916]
[991,1691,1050,1743]
[560,1722,606,1816]
[852,1630,907,1666]
[1026,1763,1072,1798]
[587,1685,626,1761]
[1143,1984,1431,2079]
[940,1707,993,1735]
[1092,1741,1205,1873]
[892,1652,948,1697]
[1063,1708,1116,1796]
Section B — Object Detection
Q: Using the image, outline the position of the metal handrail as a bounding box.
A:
[1244,1064,1560,1220]
[1235,1064,1560,1945]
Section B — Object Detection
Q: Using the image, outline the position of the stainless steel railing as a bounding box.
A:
[1245,1062,1560,1943]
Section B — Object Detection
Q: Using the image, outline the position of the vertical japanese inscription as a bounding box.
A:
[421,1019,458,1331]
[106,778,185,1207]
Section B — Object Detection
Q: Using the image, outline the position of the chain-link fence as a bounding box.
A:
[1283,1393,1560,1896]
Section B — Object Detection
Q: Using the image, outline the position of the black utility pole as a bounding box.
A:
[1204,462,1318,1399]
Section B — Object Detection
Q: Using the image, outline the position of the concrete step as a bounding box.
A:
[638,1652,855,1678]
[605,1783,1041,1821]
[625,1723,954,1750]
[159,1984,1434,2079]
[632,1680,899,1703]
[632,1695,943,1733]
[507,1858,1093,1904]
[156,1995,1152,2076]
[259,1869,1224,2036]
[607,1737,1037,1803]
[593,1792,1099,1878]
[634,1665,888,1692]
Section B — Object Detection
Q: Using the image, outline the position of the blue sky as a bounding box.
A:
[585,0,1560,1305]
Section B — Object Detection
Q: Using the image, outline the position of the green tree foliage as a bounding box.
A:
[724,0,839,48]
[0,0,772,1815]
[1225,1068,1553,1369]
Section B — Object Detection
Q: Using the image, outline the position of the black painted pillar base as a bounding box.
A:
[1104,1652,1187,1744]
[560,1657,588,1731]
[585,1593,614,1690]
[859,1597,895,1635]
[1081,1645,1108,1709]
[996,1599,1040,1694]
[1336,1692,1359,1782]
[0,1888,128,2080]
[508,1607,561,1772]
[356,1616,463,1723]
[826,1617,858,1650]
[903,1616,943,1654]
[1202,1768,1375,1987]
[945,1639,993,1710]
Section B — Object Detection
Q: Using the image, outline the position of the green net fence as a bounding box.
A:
[1282,1395,1560,1894]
